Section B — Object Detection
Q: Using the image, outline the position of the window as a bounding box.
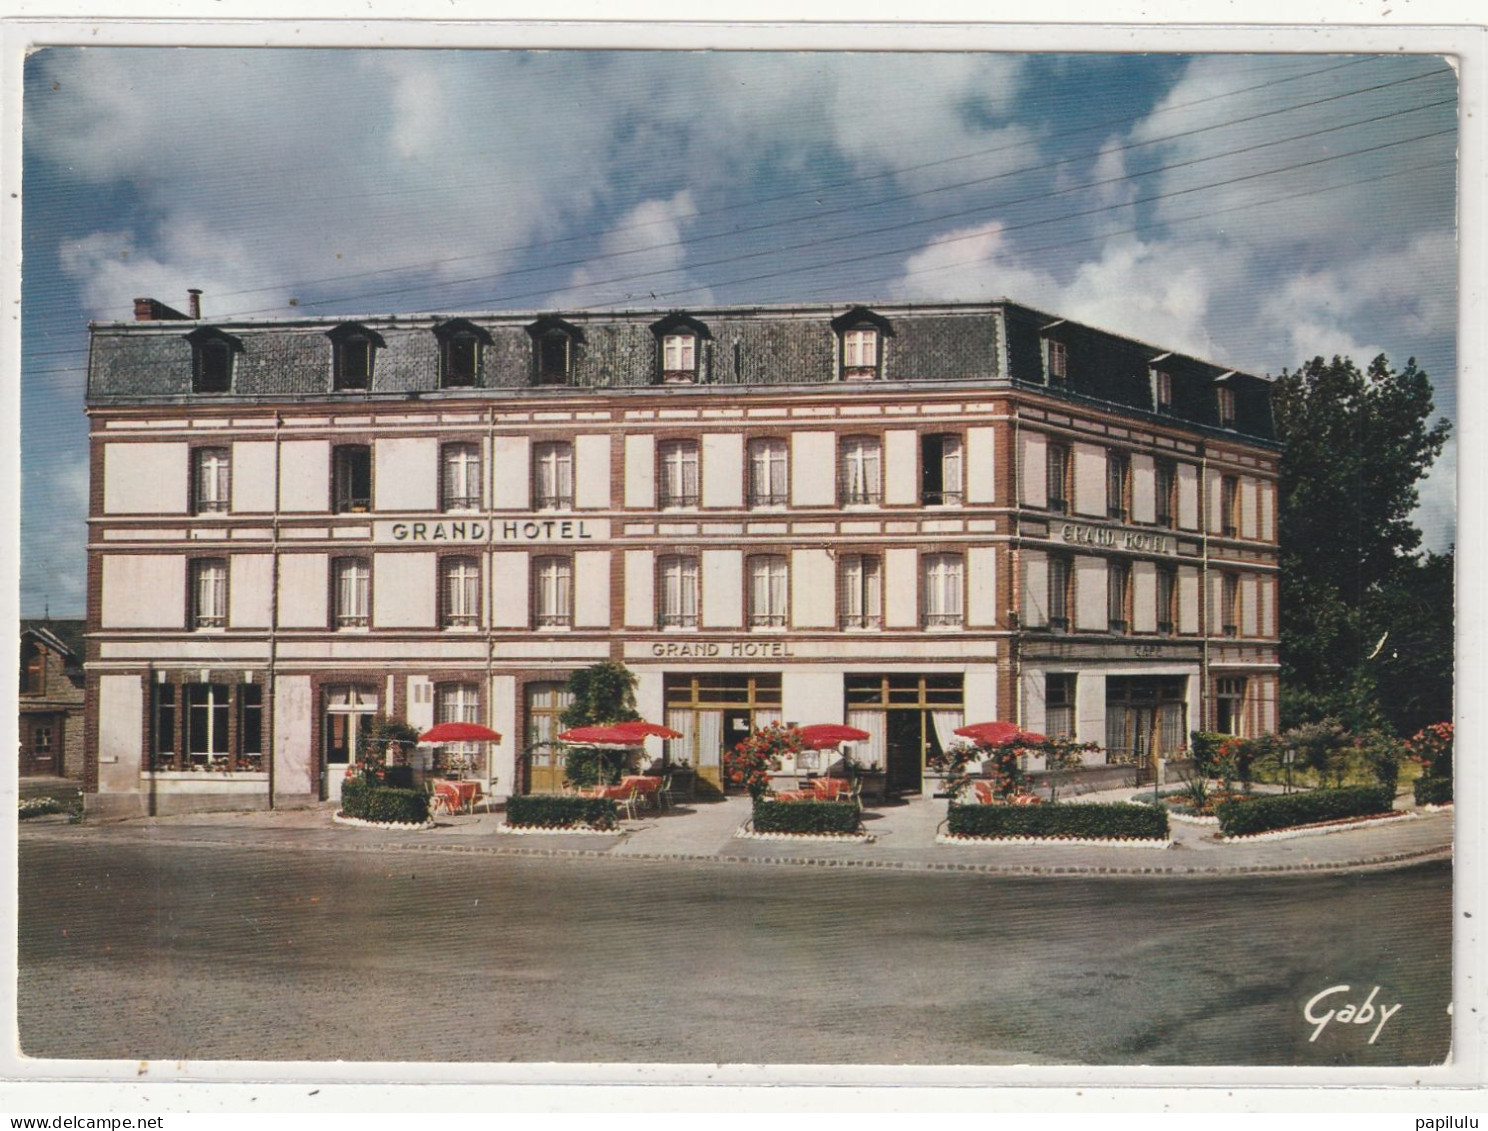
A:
[533,441,574,510]
[1045,674,1076,738]
[1154,458,1177,528]
[840,554,883,629]
[332,332,375,390]
[1220,573,1240,637]
[922,553,964,629]
[839,436,882,505]
[33,726,53,754]
[842,329,879,377]
[1107,560,1130,634]
[1215,677,1247,735]
[442,443,482,512]
[435,320,488,388]
[1046,442,1071,513]
[193,447,231,514]
[658,440,699,509]
[662,334,697,382]
[658,555,699,628]
[747,438,788,507]
[1155,370,1173,414]
[194,340,233,393]
[186,683,231,769]
[1046,340,1068,385]
[333,445,372,513]
[537,333,571,384]
[1048,556,1072,631]
[922,433,963,506]
[191,559,228,630]
[748,555,789,629]
[441,556,481,629]
[1221,475,1239,537]
[1156,565,1177,636]
[533,556,573,628]
[1216,385,1237,428]
[528,317,582,385]
[20,640,44,696]
[435,683,483,777]
[333,558,371,629]
[239,685,263,767]
[1107,451,1131,521]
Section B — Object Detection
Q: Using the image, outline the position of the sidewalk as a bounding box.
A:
[22,786,1453,878]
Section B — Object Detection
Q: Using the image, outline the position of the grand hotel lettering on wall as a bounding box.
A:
[375,519,608,543]
[1058,522,1177,556]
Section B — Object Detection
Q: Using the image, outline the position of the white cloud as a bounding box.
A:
[549,190,709,308]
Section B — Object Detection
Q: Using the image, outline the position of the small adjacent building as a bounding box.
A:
[20,619,87,778]
[82,295,1280,817]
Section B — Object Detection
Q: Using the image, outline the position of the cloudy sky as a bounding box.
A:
[19,46,1458,617]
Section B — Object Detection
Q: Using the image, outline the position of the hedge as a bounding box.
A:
[752,799,862,836]
[340,779,430,824]
[1414,776,1453,806]
[506,793,620,830]
[946,802,1169,841]
[1214,785,1393,837]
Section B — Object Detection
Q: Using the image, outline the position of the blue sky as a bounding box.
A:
[19,47,1459,617]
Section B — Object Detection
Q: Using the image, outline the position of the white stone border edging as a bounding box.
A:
[1164,809,1220,826]
[936,833,1173,850]
[1217,810,1416,843]
[1419,803,1453,813]
[332,811,435,832]
[735,825,876,845]
[497,823,620,837]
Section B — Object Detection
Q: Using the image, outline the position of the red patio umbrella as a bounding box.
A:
[954,721,1048,746]
[418,722,503,744]
[557,720,683,745]
[796,723,872,750]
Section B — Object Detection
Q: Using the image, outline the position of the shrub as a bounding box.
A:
[751,799,862,836]
[506,793,619,830]
[1414,775,1453,806]
[18,797,64,820]
[726,724,807,801]
[1214,785,1393,837]
[1189,732,1230,777]
[946,802,1169,841]
[340,779,430,824]
[1406,722,1453,780]
[563,746,621,789]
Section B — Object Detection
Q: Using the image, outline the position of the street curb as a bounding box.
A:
[19,822,1452,879]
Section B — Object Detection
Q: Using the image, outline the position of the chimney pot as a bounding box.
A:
[188,289,202,320]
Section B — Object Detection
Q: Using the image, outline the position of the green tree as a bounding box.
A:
[559,661,641,729]
[1272,354,1451,732]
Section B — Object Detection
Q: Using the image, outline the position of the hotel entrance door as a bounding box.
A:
[322,685,378,802]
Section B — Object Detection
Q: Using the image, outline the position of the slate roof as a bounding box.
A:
[86,300,1276,443]
[20,619,86,674]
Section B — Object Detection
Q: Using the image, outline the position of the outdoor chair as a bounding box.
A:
[655,772,674,811]
[608,783,641,821]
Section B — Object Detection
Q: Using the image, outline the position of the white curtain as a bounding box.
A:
[754,708,782,729]
[846,710,886,769]
[942,435,963,498]
[929,710,964,757]
[694,710,723,769]
[664,708,692,766]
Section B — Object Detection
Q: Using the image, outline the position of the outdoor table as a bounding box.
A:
[433,779,479,814]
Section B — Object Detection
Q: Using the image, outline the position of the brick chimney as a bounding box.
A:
[188,289,202,319]
[133,297,190,322]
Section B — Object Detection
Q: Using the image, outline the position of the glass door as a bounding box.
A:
[323,685,378,802]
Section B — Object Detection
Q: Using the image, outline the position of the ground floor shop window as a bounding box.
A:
[153,680,263,772]
[845,673,963,794]
[1214,676,1248,735]
[1105,676,1187,767]
[664,673,782,797]
[1045,674,1076,738]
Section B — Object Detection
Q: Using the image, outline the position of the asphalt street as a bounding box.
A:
[18,837,1451,1067]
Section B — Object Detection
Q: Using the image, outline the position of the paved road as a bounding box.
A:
[18,838,1450,1066]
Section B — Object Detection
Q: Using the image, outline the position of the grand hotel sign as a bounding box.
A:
[374,518,610,544]
[1058,521,1177,556]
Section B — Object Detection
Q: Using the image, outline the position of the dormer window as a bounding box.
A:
[831,307,893,380]
[527,316,583,385]
[328,323,384,391]
[1216,384,1237,428]
[651,313,710,384]
[434,319,491,389]
[1046,340,1068,386]
[1154,369,1173,414]
[186,327,243,394]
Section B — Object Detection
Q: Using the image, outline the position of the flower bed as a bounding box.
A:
[1213,784,1393,838]
[751,798,863,837]
[332,811,434,831]
[505,793,620,832]
[945,802,1170,841]
[1217,809,1413,842]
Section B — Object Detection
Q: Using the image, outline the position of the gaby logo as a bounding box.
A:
[1304,984,1402,1044]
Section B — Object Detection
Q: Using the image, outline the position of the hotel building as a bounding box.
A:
[83,297,1279,816]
